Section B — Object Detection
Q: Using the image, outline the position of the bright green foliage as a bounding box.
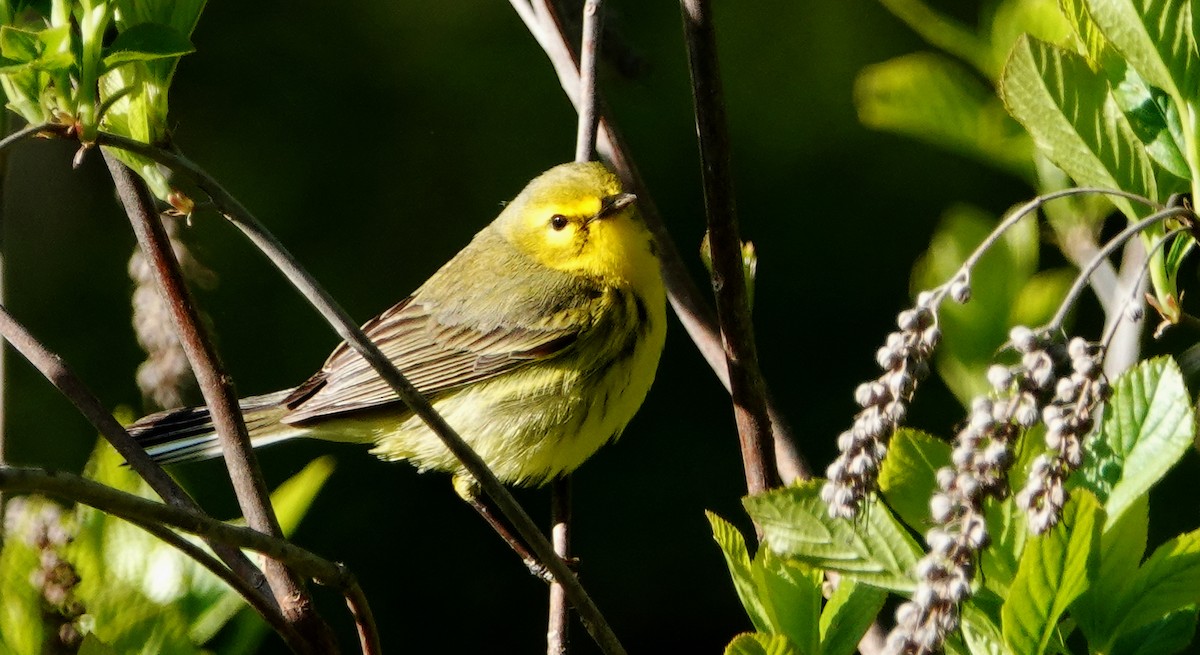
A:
[0,440,334,654]
[723,353,1199,653]
[0,0,202,198]
[1001,492,1100,655]
[1074,357,1194,529]
[710,511,887,655]
[744,481,922,593]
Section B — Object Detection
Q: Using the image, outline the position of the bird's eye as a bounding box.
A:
[550,214,569,231]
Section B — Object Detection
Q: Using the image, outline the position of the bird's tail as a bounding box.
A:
[128,390,304,464]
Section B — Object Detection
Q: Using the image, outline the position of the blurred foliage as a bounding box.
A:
[0,438,334,654]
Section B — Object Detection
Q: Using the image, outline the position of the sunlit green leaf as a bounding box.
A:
[1001,35,1159,217]
[819,578,886,655]
[1001,491,1100,655]
[1075,357,1193,529]
[1073,495,1149,643]
[1099,529,1200,649]
[1085,0,1199,102]
[724,632,802,655]
[961,603,1008,655]
[878,428,947,530]
[744,482,921,592]
[102,22,194,70]
[709,511,773,634]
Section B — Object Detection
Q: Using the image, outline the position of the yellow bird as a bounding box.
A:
[129,162,667,489]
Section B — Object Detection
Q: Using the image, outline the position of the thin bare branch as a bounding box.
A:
[574,0,603,163]
[547,477,572,655]
[93,132,627,655]
[102,153,336,654]
[0,110,11,541]
[513,1,810,483]
[679,0,777,495]
[0,300,276,597]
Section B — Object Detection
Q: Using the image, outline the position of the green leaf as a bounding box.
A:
[1001,35,1159,217]
[961,603,1008,655]
[1001,491,1100,655]
[724,633,802,655]
[706,511,824,649]
[877,428,948,530]
[1073,495,1149,642]
[0,25,39,61]
[1110,65,1191,178]
[102,22,194,70]
[1100,529,1200,648]
[819,579,887,655]
[1075,357,1193,530]
[855,52,1034,179]
[1084,0,1199,102]
[1111,607,1198,655]
[708,511,774,633]
[744,481,922,592]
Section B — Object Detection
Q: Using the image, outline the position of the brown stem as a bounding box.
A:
[102,152,337,654]
[0,109,11,541]
[0,299,275,590]
[512,1,809,484]
[92,132,626,655]
[0,464,380,655]
[679,0,777,495]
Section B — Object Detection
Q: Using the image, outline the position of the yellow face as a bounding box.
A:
[499,162,659,289]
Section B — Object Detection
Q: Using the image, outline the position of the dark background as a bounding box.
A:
[1,1,1066,652]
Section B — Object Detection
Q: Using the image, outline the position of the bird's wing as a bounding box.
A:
[279,296,585,425]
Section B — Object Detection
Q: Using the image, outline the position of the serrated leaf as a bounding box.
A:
[1001,491,1100,655]
[878,429,948,530]
[1085,0,1199,102]
[708,511,774,633]
[1099,529,1200,649]
[1075,357,1193,529]
[744,482,921,592]
[1001,35,1159,217]
[724,633,802,655]
[1073,495,1149,642]
[819,578,886,655]
[856,53,1034,179]
[1110,65,1191,178]
[102,22,194,70]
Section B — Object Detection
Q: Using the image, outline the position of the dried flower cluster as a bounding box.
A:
[1016,337,1109,534]
[884,325,1057,655]
[128,216,212,411]
[4,496,85,650]
[822,287,950,519]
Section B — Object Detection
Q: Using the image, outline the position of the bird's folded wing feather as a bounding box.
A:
[279,296,584,424]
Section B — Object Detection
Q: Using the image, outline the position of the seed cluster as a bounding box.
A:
[1016,337,1109,534]
[129,216,212,411]
[821,292,943,519]
[5,497,85,650]
[884,326,1059,655]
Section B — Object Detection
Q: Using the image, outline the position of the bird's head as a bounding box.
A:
[497,162,659,288]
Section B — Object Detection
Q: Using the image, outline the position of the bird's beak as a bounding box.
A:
[590,193,637,224]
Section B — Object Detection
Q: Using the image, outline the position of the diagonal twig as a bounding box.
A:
[103,152,337,654]
[92,131,627,655]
